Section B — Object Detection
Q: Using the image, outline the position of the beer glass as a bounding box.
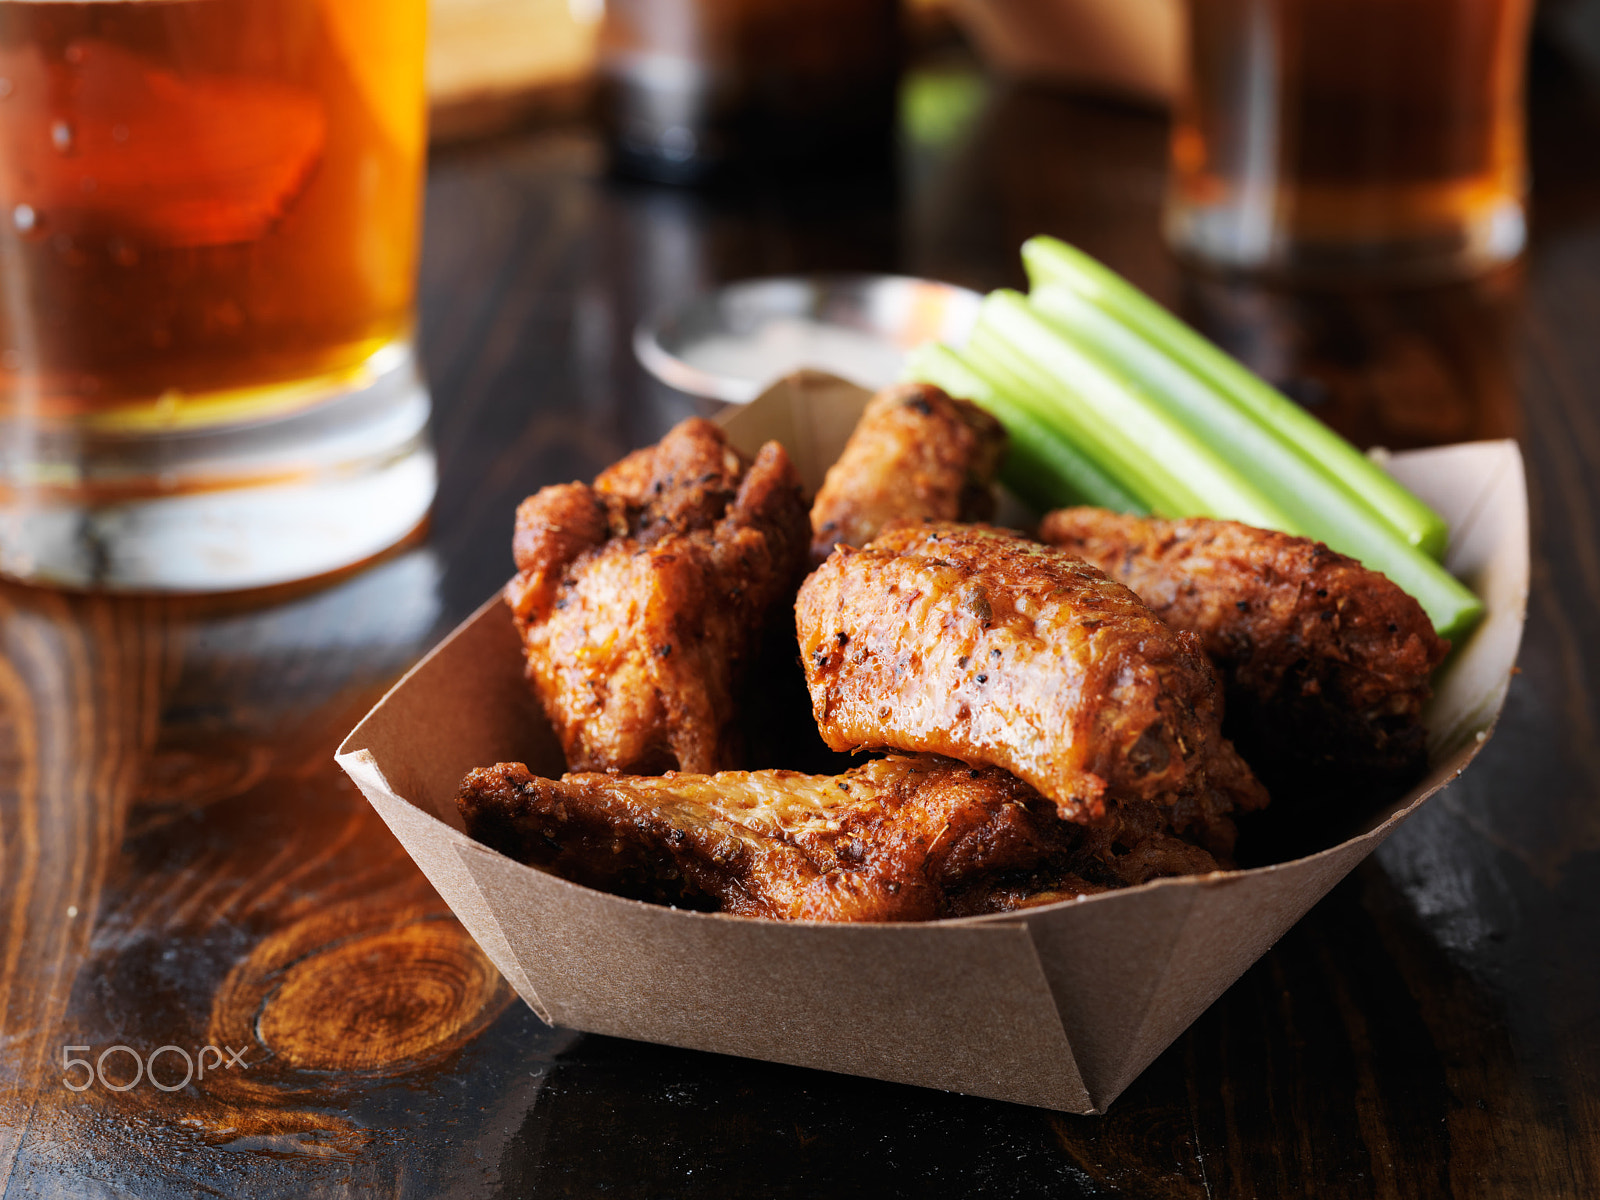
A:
[1165,0,1534,282]
[0,0,434,590]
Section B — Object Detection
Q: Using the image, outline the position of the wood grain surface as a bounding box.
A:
[2,32,1599,1200]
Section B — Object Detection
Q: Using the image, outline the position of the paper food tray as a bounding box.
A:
[337,372,1529,1113]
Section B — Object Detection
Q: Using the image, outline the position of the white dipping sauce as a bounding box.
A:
[679,317,906,393]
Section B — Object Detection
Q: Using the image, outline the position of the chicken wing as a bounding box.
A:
[809,382,1006,565]
[796,522,1267,855]
[506,418,809,774]
[458,754,1225,922]
[1036,509,1449,792]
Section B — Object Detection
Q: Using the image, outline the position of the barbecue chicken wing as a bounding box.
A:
[808,382,1006,565]
[458,754,1225,922]
[506,418,809,774]
[1036,509,1449,792]
[796,522,1267,855]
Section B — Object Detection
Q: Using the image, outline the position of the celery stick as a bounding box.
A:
[905,342,1145,514]
[963,329,1212,518]
[1027,282,1481,635]
[969,292,1293,529]
[913,318,1481,639]
[958,337,1201,516]
[959,324,1478,641]
[1022,235,1450,558]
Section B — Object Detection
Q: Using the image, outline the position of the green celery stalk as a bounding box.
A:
[903,342,1145,514]
[1025,281,1482,640]
[956,337,1200,516]
[968,291,1293,529]
[1021,235,1450,559]
[963,327,1212,518]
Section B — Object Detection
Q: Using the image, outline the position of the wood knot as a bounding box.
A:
[210,901,508,1082]
[258,926,498,1071]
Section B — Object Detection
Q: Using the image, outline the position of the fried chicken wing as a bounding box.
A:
[458,754,1226,922]
[506,418,809,775]
[796,522,1267,853]
[808,382,1006,565]
[1036,509,1449,791]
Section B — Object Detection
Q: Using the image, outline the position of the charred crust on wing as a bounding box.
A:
[507,418,810,776]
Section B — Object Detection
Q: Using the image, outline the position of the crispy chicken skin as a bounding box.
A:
[1036,509,1449,789]
[458,755,1226,922]
[796,522,1268,849]
[506,418,809,775]
[808,382,1006,565]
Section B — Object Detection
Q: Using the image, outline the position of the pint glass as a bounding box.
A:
[1165,0,1534,282]
[0,0,434,590]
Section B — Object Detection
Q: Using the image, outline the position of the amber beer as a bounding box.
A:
[0,0,424,416]
[0,0,434,590]
[1166,0,1533,281]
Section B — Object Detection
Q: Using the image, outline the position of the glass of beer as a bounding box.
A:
[0,0,434,590]
[1165,0,1534,283]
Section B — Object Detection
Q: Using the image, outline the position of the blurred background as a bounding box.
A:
[413,0,1600,608]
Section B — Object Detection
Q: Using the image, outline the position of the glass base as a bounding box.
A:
[1163,194,1527,285]
[0,344,435,592]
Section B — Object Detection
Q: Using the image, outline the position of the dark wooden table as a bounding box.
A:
[4,34,1599,1199]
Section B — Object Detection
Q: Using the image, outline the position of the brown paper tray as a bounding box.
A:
[336,373,1528,1113]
